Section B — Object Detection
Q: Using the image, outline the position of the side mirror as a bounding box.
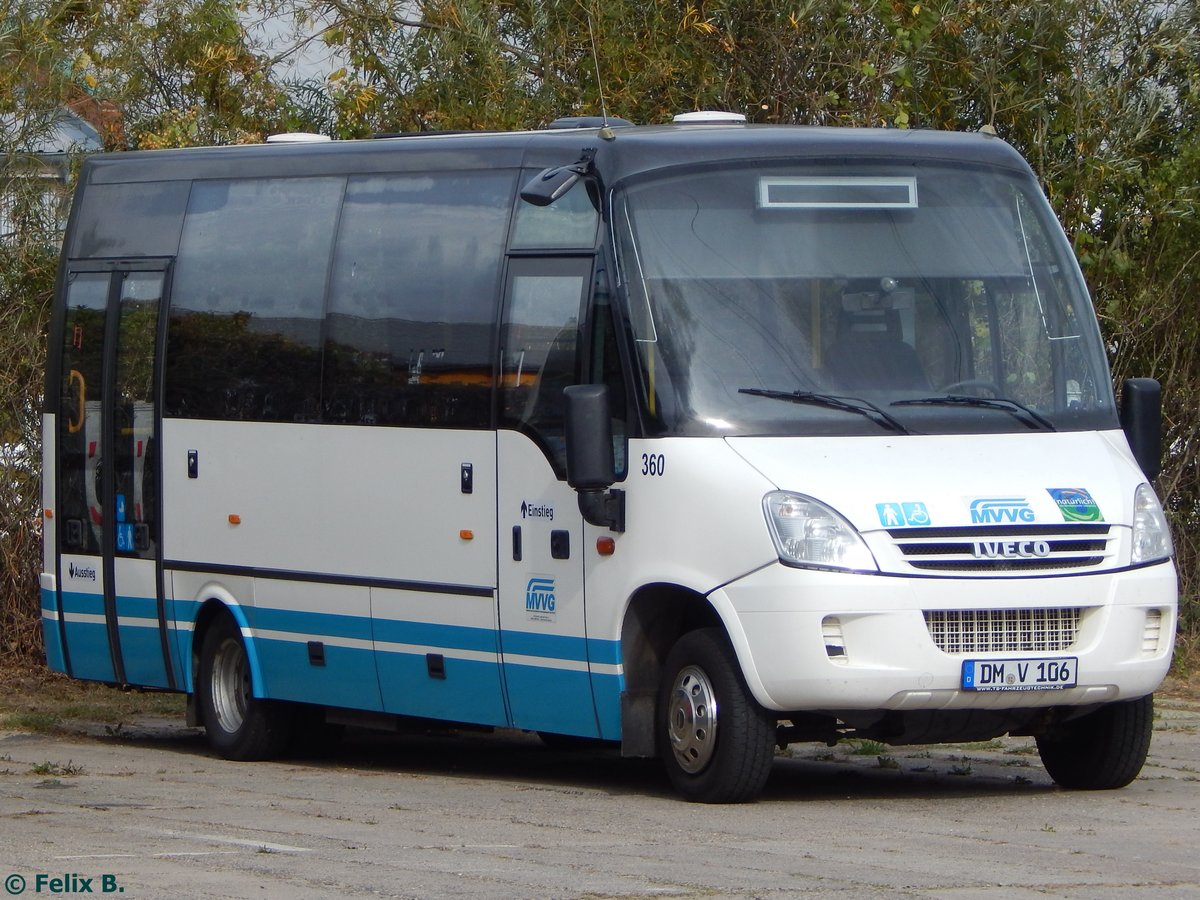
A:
[1120,378,1162,481]
[565,384,615,490]
[520,151,597,207]
[565,384,625,532]
[520,165,586,207]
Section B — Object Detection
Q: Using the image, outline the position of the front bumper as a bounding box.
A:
[715,560,1177,713]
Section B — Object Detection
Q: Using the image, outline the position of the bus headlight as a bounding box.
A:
[1131,483,1173,564]
[763,492,878,572]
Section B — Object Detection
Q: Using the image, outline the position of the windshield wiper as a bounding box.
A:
[739,388,911,434]
[890,395,1056,431]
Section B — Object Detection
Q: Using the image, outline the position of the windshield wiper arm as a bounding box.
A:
[739,388,911,434]
[890,395,1056,431]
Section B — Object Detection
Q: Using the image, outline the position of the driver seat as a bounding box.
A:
[829,307,929,391]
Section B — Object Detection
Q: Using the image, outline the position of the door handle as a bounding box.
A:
[67,370,86,434]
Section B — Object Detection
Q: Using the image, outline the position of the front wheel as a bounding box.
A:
[1036,694,1154,790]
[197,616,293,760]
[658,628,775,803]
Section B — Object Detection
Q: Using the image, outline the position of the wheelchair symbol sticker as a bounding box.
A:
[876,502,932,527]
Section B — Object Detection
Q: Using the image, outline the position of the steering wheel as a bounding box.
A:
[938,379,1004,397]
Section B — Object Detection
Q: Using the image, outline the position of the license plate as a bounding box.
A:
[961,657,1078,692]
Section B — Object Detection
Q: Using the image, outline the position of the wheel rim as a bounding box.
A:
[667,664,719,774]
[210,636,250,735]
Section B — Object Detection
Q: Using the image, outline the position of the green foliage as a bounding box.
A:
[77,0,292,147]
[2,0,1200,664]
[0,177,58,665]
[0,2,80,664]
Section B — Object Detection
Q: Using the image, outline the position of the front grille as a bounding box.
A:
[925,607,1081,654]
[890,524,1112,573]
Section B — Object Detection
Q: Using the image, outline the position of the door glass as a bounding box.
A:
[589,273,629,478]
[510,178,599,249]
[59,272,110,554]
[500,261,589,474]
[113,273,163,559]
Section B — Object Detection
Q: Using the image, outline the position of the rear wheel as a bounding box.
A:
[1036,694,1154,790]
[658,628,775,803]
[197,616,292,760]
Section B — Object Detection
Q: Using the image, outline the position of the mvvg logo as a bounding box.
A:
[969,498,1035,524]
[525,577,556,616]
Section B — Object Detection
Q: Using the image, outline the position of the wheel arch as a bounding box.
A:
[188,592,265,701]
[617,582,723,757]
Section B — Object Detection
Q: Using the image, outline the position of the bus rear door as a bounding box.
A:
[53,262,173,688]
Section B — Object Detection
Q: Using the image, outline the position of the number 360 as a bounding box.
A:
[641,453,665,476]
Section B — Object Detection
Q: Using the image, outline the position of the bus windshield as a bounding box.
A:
[614,161,1117,437]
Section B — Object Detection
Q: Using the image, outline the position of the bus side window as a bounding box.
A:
[166,178,342,422]
[323,171,514,428]
[500,259,592,474]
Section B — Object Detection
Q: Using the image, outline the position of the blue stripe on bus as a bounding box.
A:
[117,621,171,688]
[59,591,114,682]
[41,587,67,674]
[115,594,159,621]
[121,593,625,737]
[591,672,623,740]
[171,599,622,670]
[243,606,374,642]
[376,650,510,726]
[61,620,117,683]
[115,590,170,688]
[371,617,499,654]
[60,590,105,615]
[168,597,201,620]
[502,664,599,735]
[253,636,384,711]
[499,629,587,662]
[587,637,622,666]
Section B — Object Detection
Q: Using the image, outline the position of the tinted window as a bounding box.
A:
[589,273,628,478]
[58,272,110,554]
[510,177,599,249]
[323,171,514,428]
[113,272,164,558]
[500,257,590,473]
[69,181,190,259]
[165,177,343,421]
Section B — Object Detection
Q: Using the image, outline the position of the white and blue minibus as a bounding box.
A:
[42,114,1176,801]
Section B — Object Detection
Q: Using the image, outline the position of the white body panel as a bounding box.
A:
[593,430,1175,715]
[725,430,1140,542]
[723,561,1174,711]
[162,419,497,586]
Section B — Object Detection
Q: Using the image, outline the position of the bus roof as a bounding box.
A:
[80,123,1034,188]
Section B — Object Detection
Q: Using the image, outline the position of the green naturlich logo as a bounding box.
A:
[1046,488,1102,522]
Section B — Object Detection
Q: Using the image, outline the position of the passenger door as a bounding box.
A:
[53,262,173,688]
[496,256,600,736]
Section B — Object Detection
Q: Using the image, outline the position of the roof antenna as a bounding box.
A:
[587,10,617,141]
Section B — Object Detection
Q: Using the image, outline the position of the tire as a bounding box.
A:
[658,627,775,803]
[1036,694,1154,790]
[197,616,293,761]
